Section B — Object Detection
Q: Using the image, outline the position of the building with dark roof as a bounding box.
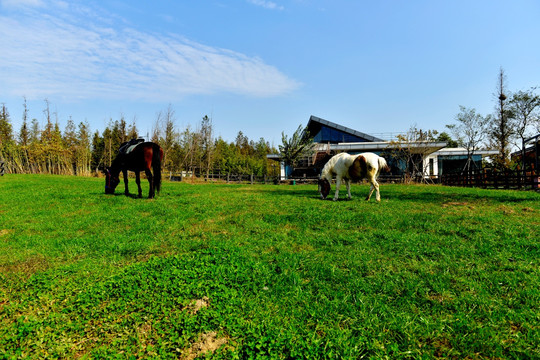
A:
[270,115,496,180]
[306,115,384,143]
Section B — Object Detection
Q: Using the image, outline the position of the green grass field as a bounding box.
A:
[0,174,539,359]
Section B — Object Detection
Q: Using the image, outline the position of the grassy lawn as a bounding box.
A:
[0,174,539,359]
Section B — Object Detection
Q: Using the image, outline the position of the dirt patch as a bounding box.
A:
[427,293,454,304]
[183,296,210,315]
[137,321,153,343]
[442,201,470,208]
[184,332,229,360]
[0,254,49,275]
[0,229,13,239]
[498,205,516,215]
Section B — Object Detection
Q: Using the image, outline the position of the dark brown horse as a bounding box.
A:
[104,141,163,199]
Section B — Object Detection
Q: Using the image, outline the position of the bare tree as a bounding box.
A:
[200,115,214,179]
[447,106,490,172]
[390,125,439,183]
[154,105,176,172]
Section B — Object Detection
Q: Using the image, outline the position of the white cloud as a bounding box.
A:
[0,0,45,8]
[0,2,299,102]
[247,0,284,11]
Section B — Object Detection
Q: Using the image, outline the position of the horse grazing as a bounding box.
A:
[104,141,163,199]
[318,152,389,202]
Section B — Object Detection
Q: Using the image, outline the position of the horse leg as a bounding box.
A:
[333,176,341,201]
[135,172,142,198]
[366,176,381,202]
[366,184,374,201]
[122,169,129,196]
[374,179,381,202]
[145,168,154,199]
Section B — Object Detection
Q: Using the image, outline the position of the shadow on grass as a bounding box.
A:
[243,183,539,205]
[103,192,150,199]
[384,186,540,204]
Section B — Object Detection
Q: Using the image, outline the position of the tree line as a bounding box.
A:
[391,68,540,178]
[448,68,540,170]
[0,101,278,178]
[1,69,538,178]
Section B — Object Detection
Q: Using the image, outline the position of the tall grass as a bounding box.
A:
[0,175,538,359]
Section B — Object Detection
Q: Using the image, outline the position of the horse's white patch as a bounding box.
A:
[319,152,388,202]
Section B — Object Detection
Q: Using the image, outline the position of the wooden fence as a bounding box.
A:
[168,172,407,185]
[440,168,539,190]
[168,172,277,184]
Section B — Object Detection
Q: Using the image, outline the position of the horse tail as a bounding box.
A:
[378,156,390,173]
[152,143,163,194]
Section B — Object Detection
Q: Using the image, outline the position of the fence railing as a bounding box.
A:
[168,172,279,184]
[168,172,407,185]
[440,168,539,190]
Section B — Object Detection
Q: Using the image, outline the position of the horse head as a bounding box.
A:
[318,176,331,200]
[104,167,120,194]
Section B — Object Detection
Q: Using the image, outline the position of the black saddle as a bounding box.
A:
[118,138,145,155]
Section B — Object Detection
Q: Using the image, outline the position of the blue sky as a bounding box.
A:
[1,0,540,145]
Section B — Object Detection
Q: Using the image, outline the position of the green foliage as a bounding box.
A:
[508,88,540,143]
[0,103,275,177]
[436,132,458,148]
[0,175,539,359]
[279,125,314,168]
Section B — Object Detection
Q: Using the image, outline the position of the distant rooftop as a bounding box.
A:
[307,115,385,143]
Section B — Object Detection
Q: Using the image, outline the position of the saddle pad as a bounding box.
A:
[125,143,141,154]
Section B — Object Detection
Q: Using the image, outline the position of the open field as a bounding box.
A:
[0,175,539,359]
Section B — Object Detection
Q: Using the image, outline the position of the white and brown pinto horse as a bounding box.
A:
[318,152,389,202]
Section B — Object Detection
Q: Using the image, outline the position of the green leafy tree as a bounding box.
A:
[278,125,314,176]
[0,104,15,173]
[436,132,458,148]
[76,121,92,175]
[0,104,14,145]
[508,87,540,147]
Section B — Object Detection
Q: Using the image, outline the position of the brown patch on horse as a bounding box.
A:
[349,155,367,181]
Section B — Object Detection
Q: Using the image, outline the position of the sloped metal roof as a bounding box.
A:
[307,115,385,142]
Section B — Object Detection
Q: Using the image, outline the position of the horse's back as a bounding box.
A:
[323,152,354,176]
[323,152,388,180]
[359,152,389,176]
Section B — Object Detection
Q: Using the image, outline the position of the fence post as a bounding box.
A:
[251,174,254,185]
